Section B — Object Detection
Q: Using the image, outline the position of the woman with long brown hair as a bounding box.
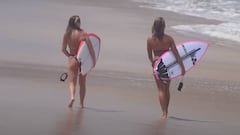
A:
[147,17,185,119]
[62,15,96,108]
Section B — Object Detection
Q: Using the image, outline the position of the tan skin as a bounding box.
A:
[62,29,96,108]
[147,34,185,119]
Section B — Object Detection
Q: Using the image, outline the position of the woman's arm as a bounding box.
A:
[61,34,71,57]
[170,38,185,76]
[147,38,154,67]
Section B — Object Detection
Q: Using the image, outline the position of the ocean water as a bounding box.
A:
[133,0,240,43]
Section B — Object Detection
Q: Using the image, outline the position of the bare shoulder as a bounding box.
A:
[81,31,88,36]
[147,36,152,40]
[72,30,86,41]
[147,36,153,45]
[164,34,175,46]
[164,34,174,41]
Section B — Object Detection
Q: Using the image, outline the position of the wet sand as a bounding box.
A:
[0,0,240,135]
[1,62,240,135]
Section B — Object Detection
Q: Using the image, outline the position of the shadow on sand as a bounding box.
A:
[169,116,217,123]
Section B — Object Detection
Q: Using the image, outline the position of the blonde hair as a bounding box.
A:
[152,17,165,40]
[65,15,82,38]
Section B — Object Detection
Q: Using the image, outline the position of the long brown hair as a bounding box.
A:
[152,17,165,40]
[65,15,83,38]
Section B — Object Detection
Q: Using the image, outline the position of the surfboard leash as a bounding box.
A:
[177,76,184,91]
[60,72,68,82]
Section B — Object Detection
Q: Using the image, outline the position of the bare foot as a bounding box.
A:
[80,103,84,109]
[68,99,75,108]
[161,115,167,120]
[161,112,168,119]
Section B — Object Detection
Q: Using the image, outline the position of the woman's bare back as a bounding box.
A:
[66,30,85,56]
[148,35,174,57]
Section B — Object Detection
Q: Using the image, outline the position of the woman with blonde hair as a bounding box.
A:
[147,17,185,119]
[62,15,96,108]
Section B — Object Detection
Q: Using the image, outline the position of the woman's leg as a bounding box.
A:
[165,81,170,115]
[68,58,79,107]
[155,78,170,119]
[79,74,87,108]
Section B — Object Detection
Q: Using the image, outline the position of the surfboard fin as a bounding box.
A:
[157,59,170,79]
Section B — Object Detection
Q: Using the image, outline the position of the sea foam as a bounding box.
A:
[133,0,240,43]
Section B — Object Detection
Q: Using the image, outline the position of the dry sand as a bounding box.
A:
[0,0,240,135]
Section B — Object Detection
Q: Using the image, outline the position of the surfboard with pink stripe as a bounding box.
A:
[153,41,209,80]
[77,33,101,75]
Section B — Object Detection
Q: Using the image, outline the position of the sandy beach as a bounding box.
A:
[0,0,240,135]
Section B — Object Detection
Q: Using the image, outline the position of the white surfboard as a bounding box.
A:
[153,41,208,80]
[77,33,101,75]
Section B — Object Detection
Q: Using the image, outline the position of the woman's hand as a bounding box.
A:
[152,56,159,68]
[152,61,155,68]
